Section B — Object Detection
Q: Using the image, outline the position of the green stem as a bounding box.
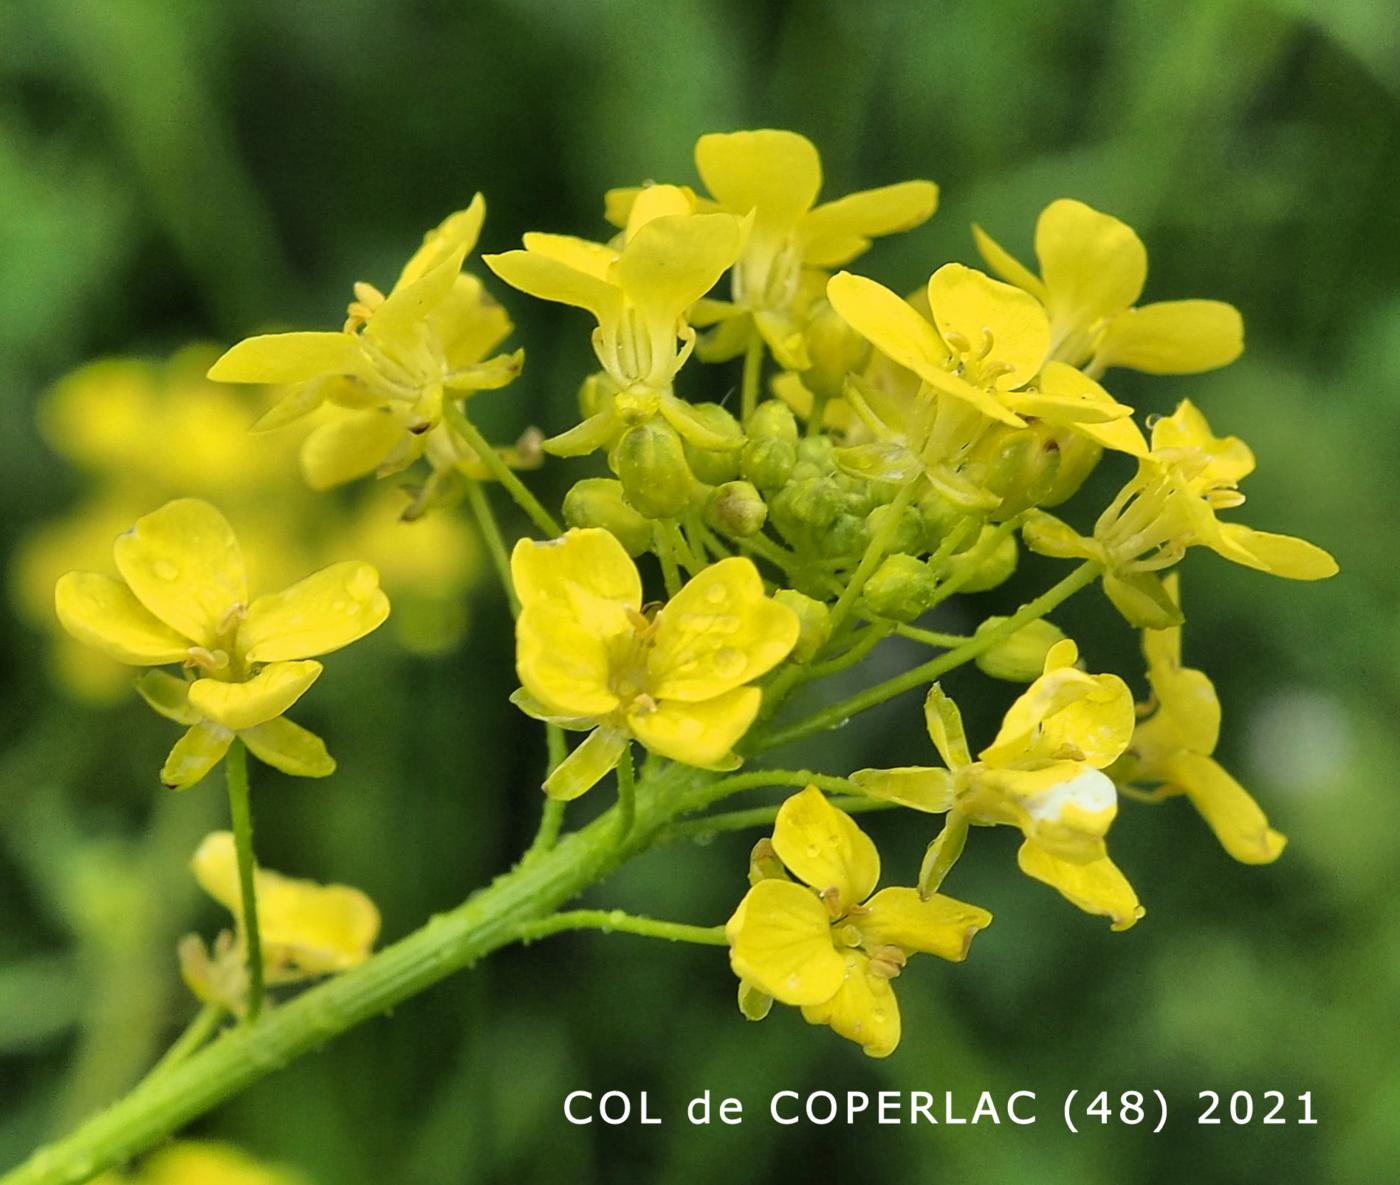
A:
[756,560,1102,753]
[512,910,727,947]
[739,326,764,424]
[827,481,918,635]
[662,795,896,844]
[659,519,701,576]
[1,764,708,1185]
[464,479,520,616]
[655,527,682,598]
[679,768,860,815]
[926,514,1022,608]
[890,622,971,648]
[615,743,635,839]
[805,622,893,681]
[443,401,561,537]
[224,742,263,1022]
[522,727,568,864]
[142,1004,226,1083]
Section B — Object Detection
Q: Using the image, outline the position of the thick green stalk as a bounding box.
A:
[224,742,263,1022]
[2,765,702,1185]
[756,560,1102,753]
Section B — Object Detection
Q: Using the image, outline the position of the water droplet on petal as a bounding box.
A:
[706,584,727,605]
[153,560,179,581]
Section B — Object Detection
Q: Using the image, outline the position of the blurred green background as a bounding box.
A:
[2,1,1398,1182]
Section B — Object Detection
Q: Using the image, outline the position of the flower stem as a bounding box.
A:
[522,727,568,864]
[827,481,918,635]
[755,560,1102,753]
[615,742,635,839]
[662,795,896,844]
[142,1003,226,1083]
[442,401,561,537]
[224,741,264,1022]
[739,326,764,424]
[464,479,520,616]
[655,527,683,598]
[512,910,727,947]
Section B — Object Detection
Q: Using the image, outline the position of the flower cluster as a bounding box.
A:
[48,127,1337,1056]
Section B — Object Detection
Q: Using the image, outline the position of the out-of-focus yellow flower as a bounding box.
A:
[1024,400,1338,627]
[485,193,741,460]
[54,499,389,788]
[92,1140,311,1185]
[854,641,1144,930]
[180,831,379,1014]
[1112,576,1285,863]
[973,198,1244,376]
[510,528,798,798]
[726,786,991,1058]
[610,130,938,369]
[208,197,523,490]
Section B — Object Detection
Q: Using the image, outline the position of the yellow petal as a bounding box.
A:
[300,409,405,491]
[55,571,192,664]
[1096,300,1243,375]
[1209,523,1339,581]
[799,950,901,1058]
[516,600,620,720]
[1006,361,1133,425]
[192,831,379,974]
[135,670,202,725]
[240,716,336,779]
[983,664,1135,769]
[207,331,365,384]
[1034,199,1146,331]
[161,721,234,790]
[647,558,798,701]
[396,194,486,288]
[726,878,846,1006]
[1148,664,1222,756]
[772,785,879,911]
[858,886,992,961]
[521,231,617,280]
[543,726,629,800]
[626,685,760,768]
[970,223,1046,299]
[1150,399,1255,483]
[826,271,947,376]
[239,562,389,663]
[1072,413,1149,457]
[1017,841,1144,931]
[189,660,322,731]
[924,684,972,769]
[695,129,822,229]
[800,180,940,267]
[624,182,697,238]
[926,263,1050,389]
[613,213,741,321]
[849,766,955,813]
[511,528,642,613]
[483,249,622,322]
[1167,752,1285,864]
[113,499,246,647]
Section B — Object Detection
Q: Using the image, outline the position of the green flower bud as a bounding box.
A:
[774,589,831,663]
[563,477,654,556]
[705,480,768,537]
[863,503,924,556]
[748,836,787,884]
[862,554,938,622]
[682,402,746,484]
[817,513,865,560]
[917,490,965,548]
[613,422,692,519]
[1041,430,1103,507]
[796,435,835,467]
[801,299,871,401]
[744,399,798,446]
[973,617,1069,681]
[788,477,845,528]
[740,437,796,491]
[944,526,1018,592]
[969,425,1061,519]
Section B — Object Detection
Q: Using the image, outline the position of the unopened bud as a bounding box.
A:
[863,502,925,556]
[738,980,774,1022]
[744,399,798,446]
[740,436,796,491]
[748,836,786,885]
[563,477,654,556]
[944,526,1018,592]
[774,590,831,662]
[705,480,768,537]
[682,402,745,484]
[818,513,865,560]
[1041,430,1103,507]
[863,554,938,621]
[788,477,845,528]
[613,422,692,519]
[973,617,1069,681]
[970,425,1060,519]
[801,299,871,400]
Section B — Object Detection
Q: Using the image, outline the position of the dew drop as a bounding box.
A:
[153,559,179,581]
[711,647,745,677]
[705,584,727,605]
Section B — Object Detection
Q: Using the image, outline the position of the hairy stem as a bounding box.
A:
[512,910,727,946]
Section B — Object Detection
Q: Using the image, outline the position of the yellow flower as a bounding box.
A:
[611,130,938,369]
[825,267,1142,509]
[510,528,799,798]
[484,191,741,459]
[54,498,389,788]
[93,1140,311,1185]
[973,198,1244,375]
[180,831,379,1013]
[208,197,523,490]
[1024,399,1338,627]
[853,641,1145,930]
[1112,575,1285,863]
[726,786,991,1058]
